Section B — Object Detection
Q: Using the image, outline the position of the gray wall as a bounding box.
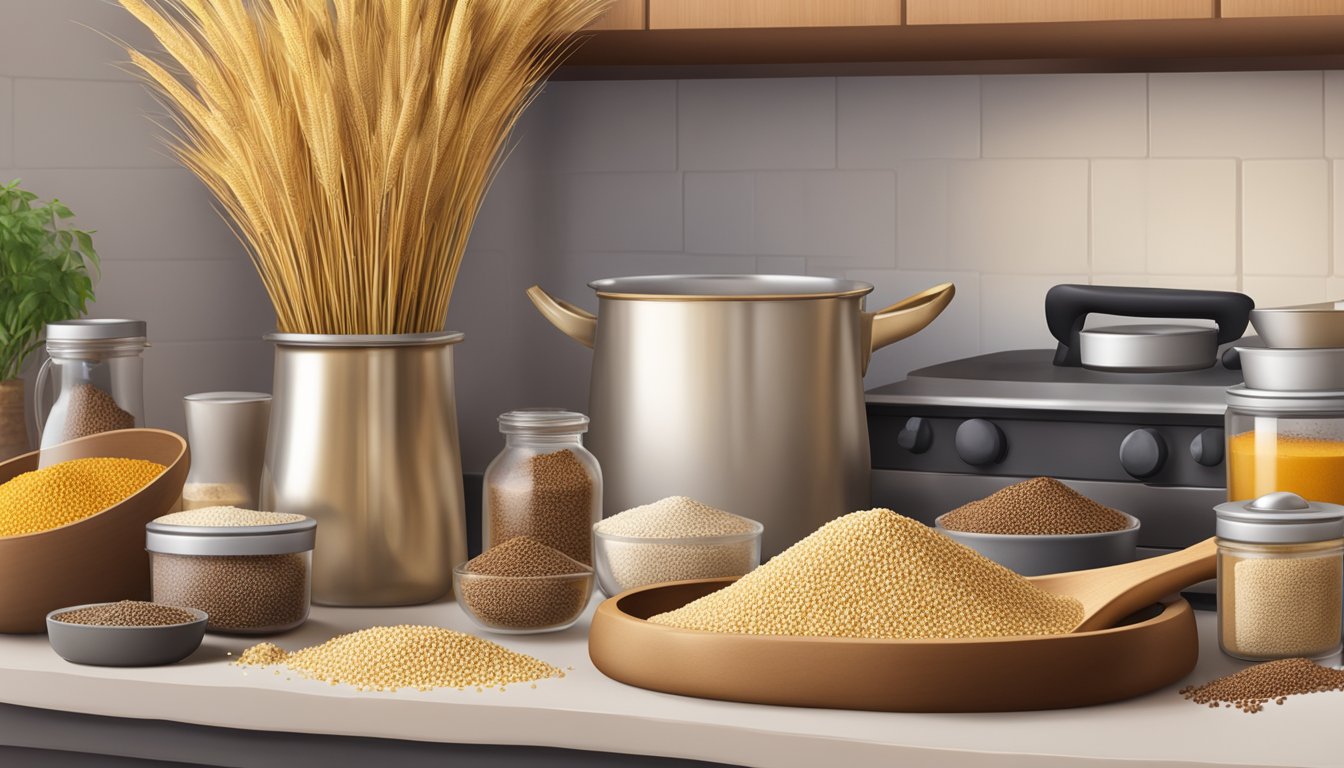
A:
[5,2,1344,470]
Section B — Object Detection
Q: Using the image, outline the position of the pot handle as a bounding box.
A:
[527,286,597,349]
[863,282,956,374]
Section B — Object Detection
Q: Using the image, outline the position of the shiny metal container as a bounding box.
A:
[260,332,468,606]
[182,392,271,510]
[528,275,954,556]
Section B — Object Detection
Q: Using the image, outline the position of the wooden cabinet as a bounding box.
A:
[907,0,1213,25]
[588,0,646,30]
[649,0,901,30]
[1221,0,1344,17]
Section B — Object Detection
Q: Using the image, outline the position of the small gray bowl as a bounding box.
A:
[46,604,207,667]
[934,512,1141,576]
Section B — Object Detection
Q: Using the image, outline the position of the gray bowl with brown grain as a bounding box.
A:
[934,512,1141,576]
[46,603,207,667]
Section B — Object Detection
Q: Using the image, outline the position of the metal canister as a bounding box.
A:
[260,332,468,606]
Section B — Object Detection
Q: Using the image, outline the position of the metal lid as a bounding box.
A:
[145,517,316,556]
[1226,384,1344,413]
[265,331,463,347]
[498,408,589,435]
[45,319,147,341]
[184,391,271,405]
[1215,492,1344,544]
[589,274,873,301]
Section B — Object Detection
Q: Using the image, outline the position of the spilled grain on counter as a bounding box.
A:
[649,508,1082,639]
[235,625,565,692]
[1180,658,1344,713]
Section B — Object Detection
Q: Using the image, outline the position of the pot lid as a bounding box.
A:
[1215,492,1344,544]
[589,275,873,301]
[145,516,316,556]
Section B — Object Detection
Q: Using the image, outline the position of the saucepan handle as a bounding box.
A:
[863,283,956,374]
[1045,284,1254,368]
[527,286,597,349]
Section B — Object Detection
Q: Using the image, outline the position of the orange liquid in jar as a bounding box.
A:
[1229,431,1344,504]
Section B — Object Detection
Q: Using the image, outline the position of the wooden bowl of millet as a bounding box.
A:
[0,429,188,633]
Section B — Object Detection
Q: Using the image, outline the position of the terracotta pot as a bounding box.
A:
[0,379,27,462]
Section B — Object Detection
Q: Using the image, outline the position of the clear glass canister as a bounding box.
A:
[146,512,315,634]
[182,392,271,510]
[34,319,147,451]
[1215,492,1344,661]
[482,409,602,565]
[1226,387,1344,505]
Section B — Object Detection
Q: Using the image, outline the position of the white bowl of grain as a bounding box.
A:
[592,496,763,597]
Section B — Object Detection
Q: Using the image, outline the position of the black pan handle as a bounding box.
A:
[1045,284,1254,367]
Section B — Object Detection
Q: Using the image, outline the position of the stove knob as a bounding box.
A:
[897,417,934,454]
[1189,428,1225,467]
[1120,428,1168,479]
[956,419,1006,466]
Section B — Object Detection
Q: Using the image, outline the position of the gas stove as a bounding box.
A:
[867,348,1240,557]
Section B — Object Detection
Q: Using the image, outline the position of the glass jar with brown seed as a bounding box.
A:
[483,409,602,565]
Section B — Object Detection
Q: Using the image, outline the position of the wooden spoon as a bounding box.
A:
[1030,537,1217,633]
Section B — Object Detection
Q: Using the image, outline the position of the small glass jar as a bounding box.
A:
[182,392,271,510]
[34,319,147,451]
[482,409,602,565]
[146,512,316,634]
[1225,387,1344,505]
[1215,492,1344,661]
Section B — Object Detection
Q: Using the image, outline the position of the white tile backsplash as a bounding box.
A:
[837,76,980,165]
[1090,160,1147,274]
[1242,275,1329,308]
[1326,72,1344,158]
[1149,71,1323,158]
[982,74,1147,158]
[753,170,896,266]
[946,160,1089,273]
[0,77,11,168]
[678,78,835,170]
[538,80,677,172]
[1144,160,1238,275]
[896,160,951,270]
[684,172,754,254]
[554,172,683,252]
[980,274,1088,353]
[1242,159,1330,276]
[13,79,174,168]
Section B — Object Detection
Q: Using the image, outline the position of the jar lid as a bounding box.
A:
[45,319,147,342]
[1226,384,1344,412]
[184,391,271,404]
[145,517,316,556]
[498,408,589,435]
[1215,492,1344,544]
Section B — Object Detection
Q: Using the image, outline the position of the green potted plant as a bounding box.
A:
[0,180,99,460]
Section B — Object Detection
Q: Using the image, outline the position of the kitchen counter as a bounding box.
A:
[0,596,1337,768]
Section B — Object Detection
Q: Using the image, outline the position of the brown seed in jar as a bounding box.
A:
[460,537,591,630]
[488,448,595,564]
[152,552,308,632]
[61,384,135,441]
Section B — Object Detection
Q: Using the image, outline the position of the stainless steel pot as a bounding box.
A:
[260,332,468,606]
[528,275,954,556]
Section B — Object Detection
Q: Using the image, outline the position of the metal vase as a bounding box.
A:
[260,332,468,606]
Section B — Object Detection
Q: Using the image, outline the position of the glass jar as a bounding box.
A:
[1214,492,1344,661]
[34,319,147,451]
[482,409,602,565]
[145,512,316,634]
[182,392,271,510]
[1225,386,1344,504]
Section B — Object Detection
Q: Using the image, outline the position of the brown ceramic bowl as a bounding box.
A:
[588,578,1197,712]
[0,429,189,633]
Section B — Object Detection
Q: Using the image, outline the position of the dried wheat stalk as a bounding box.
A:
[119,0,609,334]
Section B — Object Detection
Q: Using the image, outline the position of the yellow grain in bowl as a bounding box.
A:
[0,457,166,536]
